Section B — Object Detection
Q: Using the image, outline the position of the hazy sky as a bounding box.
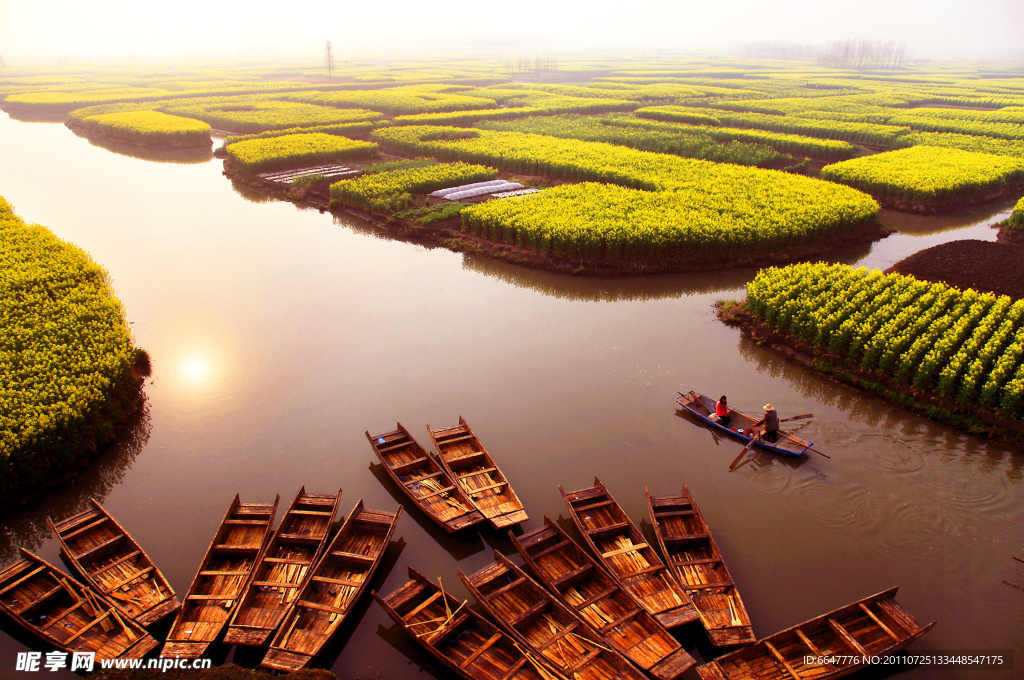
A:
[1,0,1022,63]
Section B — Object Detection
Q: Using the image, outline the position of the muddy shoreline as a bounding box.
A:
[997,220,1024,245]
[224,160,892,276]
[718,303,1024,446]
[859,178,1024,215]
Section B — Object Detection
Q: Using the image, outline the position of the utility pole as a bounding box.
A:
[324,39,334,78]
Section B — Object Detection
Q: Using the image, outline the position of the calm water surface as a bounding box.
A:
[0,115,1021,679]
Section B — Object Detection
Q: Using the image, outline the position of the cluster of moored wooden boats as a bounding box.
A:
[1,416,934,679]
[369,420,935,680]
[2,489,399,673]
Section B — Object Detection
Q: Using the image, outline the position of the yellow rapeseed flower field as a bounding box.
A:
[226,133,378,173]
[74,110,212,146]
[746,263,1024,419]
[821,146,1024,205]
[0,196,139,497]
[372,126,878,260]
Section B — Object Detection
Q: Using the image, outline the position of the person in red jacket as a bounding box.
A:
[714,395,731,428]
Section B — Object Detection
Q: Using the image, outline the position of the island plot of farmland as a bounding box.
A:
[28,64,1024,274]
[723,262,1024,438]
[3,57,1024,679]
[0,196,146,509]
[365,125,879,261]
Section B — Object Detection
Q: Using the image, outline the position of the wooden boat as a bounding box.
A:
[677,391,813,457]
[367,423,484,533]
[560,478,698,630]
[427,417,528,529]
[262,501,401,671]
[696,588,937,680]
[373,566,566,680]
[224,486,342,646]
[645,486,754,647]
[0,549,158,659]
[460,551,647,680]
[511,517,695,680]
[48,499,180,626]
[163,494,279,658]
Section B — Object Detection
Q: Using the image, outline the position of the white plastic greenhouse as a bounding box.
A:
[492,188,541,198]
[429,180,508,197]
[443,182,524,201]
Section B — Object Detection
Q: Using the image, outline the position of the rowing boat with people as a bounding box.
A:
[677,391,814,457]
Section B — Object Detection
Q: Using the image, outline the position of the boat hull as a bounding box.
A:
[677,391,811,457]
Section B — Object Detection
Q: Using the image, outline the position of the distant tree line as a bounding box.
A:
[819,40,909,69]
[742,41,821,61]
[501,55,558,75]
[742,39,910,70]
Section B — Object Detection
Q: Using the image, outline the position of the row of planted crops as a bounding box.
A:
[745,263,1024,419]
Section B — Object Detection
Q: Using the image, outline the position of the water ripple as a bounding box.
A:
[747,456,791,493]
[857,432,925,474]
[791,474,883,533]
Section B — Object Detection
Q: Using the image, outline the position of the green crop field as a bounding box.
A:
[600,115,856,160]
[746,263,1024,419]
[635,105,911,146]
[478,114,781,165]
[4,56,1024,264]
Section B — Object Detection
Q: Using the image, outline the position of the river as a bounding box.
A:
[0,114,1020,679]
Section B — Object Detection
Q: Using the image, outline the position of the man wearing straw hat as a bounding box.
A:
[753,403,780,443]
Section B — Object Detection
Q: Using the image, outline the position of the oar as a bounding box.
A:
[805,446,831,459]
[729,428,762,470]
[779,413,813,422]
